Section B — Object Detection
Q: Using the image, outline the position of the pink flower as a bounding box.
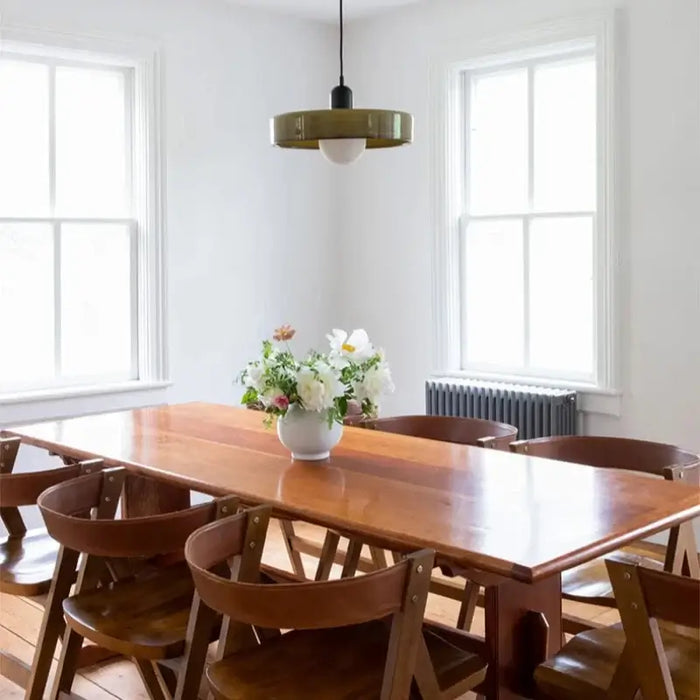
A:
[273,324,295,342]
[272,395,289,410]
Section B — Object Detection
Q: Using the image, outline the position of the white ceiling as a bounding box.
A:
[228,0,421,23]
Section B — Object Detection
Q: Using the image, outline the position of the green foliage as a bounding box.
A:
[240,387,259,405]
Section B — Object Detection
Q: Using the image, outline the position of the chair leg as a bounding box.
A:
[154,660,178,696]
[526,610,550,666]
[315,530,340,581]
[278,519,306,579]
[341,538,363,578]
[391,550,405,564]
[174,593,219,700]
[456,581,480,631]
[0,651,30,688]
[135,659,170,700]
[76,644,120,668]
[49,548,110,700]
[26,546,80,700]
[369,546,388,570]
[48,627,84,700]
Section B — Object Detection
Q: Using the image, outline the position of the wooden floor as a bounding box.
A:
[0,521,620,699]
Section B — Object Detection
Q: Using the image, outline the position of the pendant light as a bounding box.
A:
[270,0,413,164]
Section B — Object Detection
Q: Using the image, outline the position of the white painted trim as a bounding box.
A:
[430,48,462,372]
[0,23,159,66]
[0,23,168,393]
[0,217,137,224]
[0,380,172,406]
[132,36,168,384]
[0,381,172,430]
[52,220,62,377]
[431,10,619,393]
[594,10,619,396]
[431,13,609,69]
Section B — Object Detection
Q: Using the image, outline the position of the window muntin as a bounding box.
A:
[0,50,138,393]
[461,50,598,383]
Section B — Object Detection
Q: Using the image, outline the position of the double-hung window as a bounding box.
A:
[0,31,165,397]
[436,22,615,391]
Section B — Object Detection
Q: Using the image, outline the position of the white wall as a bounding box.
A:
[337,0,700,453]
[0,0,339,426]
[1,0,698,451]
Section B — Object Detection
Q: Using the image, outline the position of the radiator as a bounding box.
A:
[425,378,577,440]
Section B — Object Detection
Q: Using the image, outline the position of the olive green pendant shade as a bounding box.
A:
[271,108,413,150]
[270,0,413,163]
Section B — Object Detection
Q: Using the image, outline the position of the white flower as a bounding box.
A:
[327,352,349,370]
[244,362,265,392]
[296,368,326,412]
[327,328,375,362]
[296,363,344,412]
[355,362,395,404]
[315,360,345,400]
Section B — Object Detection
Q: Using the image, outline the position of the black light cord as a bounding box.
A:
[339,0,344,85]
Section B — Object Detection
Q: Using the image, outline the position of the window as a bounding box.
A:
[434,20,615,391]
[0,31,165,396]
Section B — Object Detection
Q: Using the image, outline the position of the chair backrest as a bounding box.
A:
[0,435,106,537]
[509,435,699,477]
[38,467,236,559]
[606,556,700,700]
[361,415,518,449]
[186,506,435,699]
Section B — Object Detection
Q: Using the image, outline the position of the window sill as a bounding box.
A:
[0,380,172,428]
[430,371,621,416]
[0,380,172,405]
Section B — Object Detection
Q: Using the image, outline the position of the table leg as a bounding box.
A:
[483,573,562,699]
[122,473,190,517]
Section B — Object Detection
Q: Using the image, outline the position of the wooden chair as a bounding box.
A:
[313,415,518,631]
[362,414,518,449]
[33,466,239,700]
[510,435,700,635]
[534,556,700,699]
[185,504,489,699]
[0,435,109,690]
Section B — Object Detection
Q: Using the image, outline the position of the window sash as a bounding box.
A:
[0,49,140,394]
[0,53,134,219]
[0,217,139,393]
[460,211,596,383]
[459,50,598,384]
[0,25,167,403]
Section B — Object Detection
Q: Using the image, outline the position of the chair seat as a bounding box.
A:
[207,619,487,700]
[63,562,195,660]
[534,623,700,700]
[0,528,60,596]
[562,543,664,606]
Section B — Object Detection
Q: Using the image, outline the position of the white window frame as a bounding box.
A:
[431,13,619,404]
[0,24,168,403]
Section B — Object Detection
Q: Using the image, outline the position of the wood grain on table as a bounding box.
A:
[6,403,700,584]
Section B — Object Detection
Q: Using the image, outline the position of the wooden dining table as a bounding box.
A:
[5,402,700,699]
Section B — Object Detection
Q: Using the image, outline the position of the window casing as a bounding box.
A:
[432,18,616,392]
[0,29,166,397]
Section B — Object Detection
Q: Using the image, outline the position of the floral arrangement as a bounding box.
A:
[240,326,394,425]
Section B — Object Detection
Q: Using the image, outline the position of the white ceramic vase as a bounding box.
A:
[277,403,343,460]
